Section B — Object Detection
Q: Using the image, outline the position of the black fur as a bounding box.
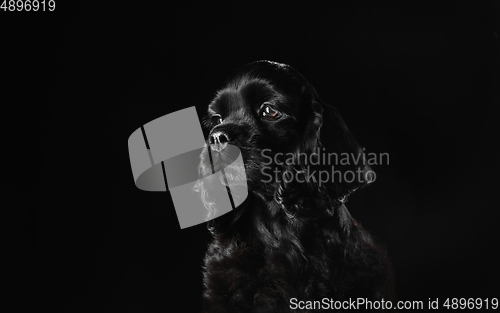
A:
[196,61,395,312]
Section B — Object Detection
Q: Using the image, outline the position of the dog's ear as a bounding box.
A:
[314,98,374,202]
[285,86,373,209]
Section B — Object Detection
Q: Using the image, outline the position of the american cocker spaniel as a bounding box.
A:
[196,60,395,312]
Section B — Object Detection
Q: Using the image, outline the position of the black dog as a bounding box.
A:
[196,61,395,312]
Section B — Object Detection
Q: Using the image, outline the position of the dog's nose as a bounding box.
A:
[209,131,229,152]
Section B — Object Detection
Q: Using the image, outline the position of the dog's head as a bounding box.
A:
[197,60,373,219]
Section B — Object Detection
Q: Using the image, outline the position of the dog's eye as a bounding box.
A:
[261,103,282,121]
[211,114,223,125]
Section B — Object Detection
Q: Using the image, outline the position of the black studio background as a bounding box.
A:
[4,1,499,311]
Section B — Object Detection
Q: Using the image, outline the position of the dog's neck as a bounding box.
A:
[209,188,353,239]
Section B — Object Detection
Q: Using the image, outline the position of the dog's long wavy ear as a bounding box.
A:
[314,96,374,203]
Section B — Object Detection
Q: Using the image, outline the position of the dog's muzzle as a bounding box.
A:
[209,131,229,152]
